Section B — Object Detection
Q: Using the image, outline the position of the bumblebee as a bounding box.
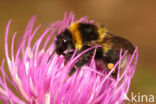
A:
[55,22,135,77]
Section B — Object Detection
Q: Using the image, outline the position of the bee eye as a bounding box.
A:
[62,39,68,47]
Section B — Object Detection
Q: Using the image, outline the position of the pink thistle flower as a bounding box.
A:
[0,12,138,104]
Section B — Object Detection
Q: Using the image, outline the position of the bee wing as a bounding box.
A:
[84,41,103,46]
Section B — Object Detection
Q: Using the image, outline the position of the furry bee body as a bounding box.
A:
[55,22,135,76]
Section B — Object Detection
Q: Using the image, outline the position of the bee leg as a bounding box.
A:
[68,58,90,77]
[107,63,119,78]
[68,50,94,76]
[68,66,77,76]
[103,49,120,78]
[107,63,115,71]
[111,72,117,78]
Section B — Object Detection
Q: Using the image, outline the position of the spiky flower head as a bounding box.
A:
[0,12,138,104]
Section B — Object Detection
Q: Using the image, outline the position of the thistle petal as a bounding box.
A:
[0,12,138,104]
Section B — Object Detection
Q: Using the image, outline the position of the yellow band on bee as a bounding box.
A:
[97,27,108,42]
[69,23,83,50]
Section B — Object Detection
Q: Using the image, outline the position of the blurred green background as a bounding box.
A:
[0,0,156,103]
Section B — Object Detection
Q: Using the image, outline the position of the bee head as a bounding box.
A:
[55,29,74,55]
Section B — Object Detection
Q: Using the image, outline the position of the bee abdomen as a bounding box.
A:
[104,49,120,64]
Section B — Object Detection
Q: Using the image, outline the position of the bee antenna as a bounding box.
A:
[41,19,58,39]
[40,18,58,40]
[38,17,54,31]
[42,20,54,31]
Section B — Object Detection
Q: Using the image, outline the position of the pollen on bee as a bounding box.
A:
[107,63,115,71]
